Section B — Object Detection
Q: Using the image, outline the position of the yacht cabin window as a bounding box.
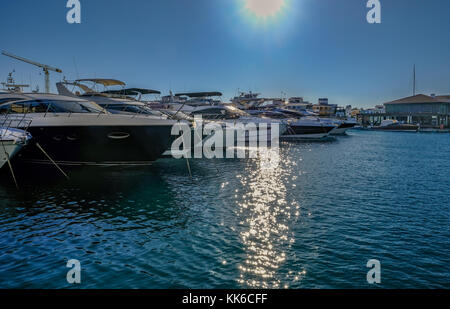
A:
[0,100,104,114]
[106,104,157,115]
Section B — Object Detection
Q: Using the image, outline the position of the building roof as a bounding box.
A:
[436,95,450,100]
[384,94,450,105]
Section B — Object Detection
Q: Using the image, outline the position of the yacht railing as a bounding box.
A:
[1,113,33,131]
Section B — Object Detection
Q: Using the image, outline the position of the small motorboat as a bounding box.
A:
[371,119,419,132]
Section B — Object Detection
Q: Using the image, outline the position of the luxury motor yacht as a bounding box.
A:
[174,92,223,107]
[249,108,337,140]
[0,92,177,166]
[60,81,286,148]
[157,91,288,144]
[189,105,288,143]
[0,127,31,169]
[265,107,359,136]
[156,91,224,115]
[231,91,265,109]
[283,117,336,140]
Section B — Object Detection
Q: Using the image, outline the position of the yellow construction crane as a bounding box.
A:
[1,51,62,93]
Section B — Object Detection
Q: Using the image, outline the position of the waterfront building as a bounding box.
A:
[359,94,450,128]
[312,98,337,116]
[383,94,450,128]
[357,105,386,125]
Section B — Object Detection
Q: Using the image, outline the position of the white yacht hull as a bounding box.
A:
[282,118,335,140]
[222,120,286,143]
[281,132,330,140]
[0,141,24,169]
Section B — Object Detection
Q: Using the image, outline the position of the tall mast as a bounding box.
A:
[413,64,416,96]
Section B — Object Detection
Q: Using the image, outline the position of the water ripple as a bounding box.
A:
[0,131,449,288]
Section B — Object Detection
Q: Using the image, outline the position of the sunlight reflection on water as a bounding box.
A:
[234,148,302,288]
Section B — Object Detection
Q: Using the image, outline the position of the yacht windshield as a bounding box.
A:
[190,106,251,120]
[224,105,251,117]
[106,104,159,115]
[0,97,23,104]
[0,99,105,114]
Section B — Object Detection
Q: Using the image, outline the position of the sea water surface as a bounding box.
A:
[0,130,449,288]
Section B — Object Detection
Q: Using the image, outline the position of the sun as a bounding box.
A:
[244,0,286,19]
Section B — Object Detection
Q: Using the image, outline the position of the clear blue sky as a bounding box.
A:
[1,0,449,107]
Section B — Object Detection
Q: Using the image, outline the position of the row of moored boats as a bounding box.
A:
[1,78,359,169]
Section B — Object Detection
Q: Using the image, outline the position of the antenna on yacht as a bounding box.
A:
[1,51,62,93]
[1,71,29,93]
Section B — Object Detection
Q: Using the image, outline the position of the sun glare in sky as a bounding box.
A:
[234,0,297,43]
[244,0,287,19]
